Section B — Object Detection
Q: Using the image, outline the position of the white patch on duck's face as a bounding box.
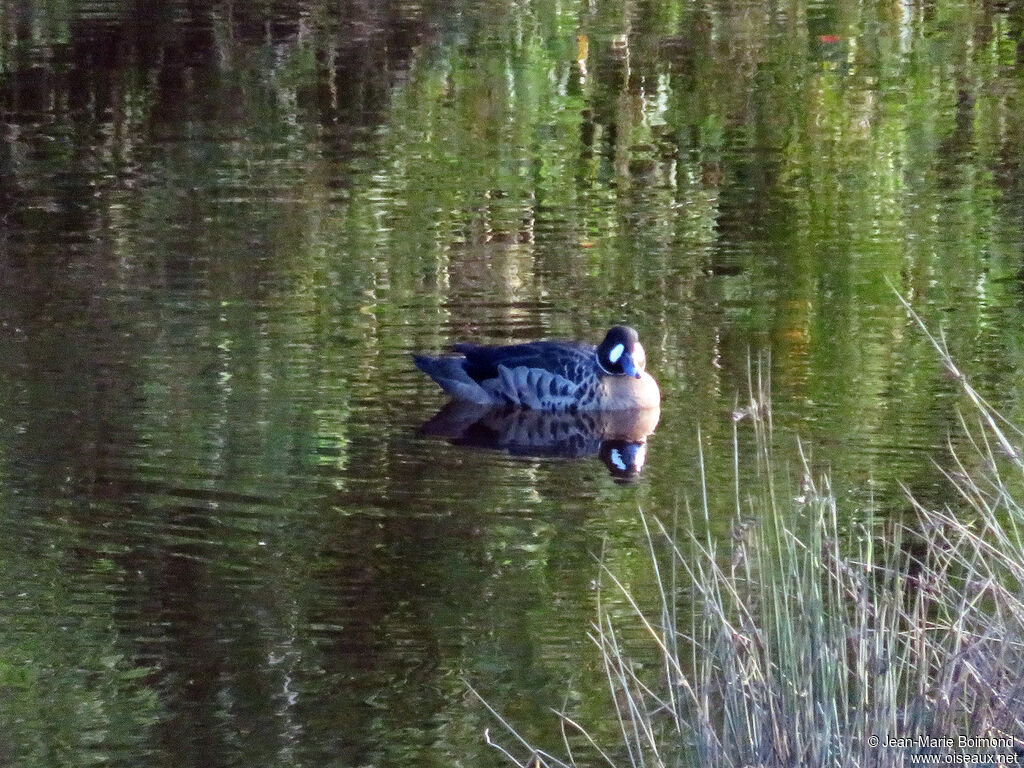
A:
[609,448,627,471]
[608,343,625,364]
[633,343,646,371]
[633,443,648,470]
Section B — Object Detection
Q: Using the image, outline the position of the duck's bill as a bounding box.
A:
[622,354,642,379]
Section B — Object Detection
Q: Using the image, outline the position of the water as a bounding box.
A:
[3,0,1024,765]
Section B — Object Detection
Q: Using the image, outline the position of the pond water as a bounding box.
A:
[3,0,1024,765]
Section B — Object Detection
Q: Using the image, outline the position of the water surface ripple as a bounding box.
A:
[2,0,1024,765]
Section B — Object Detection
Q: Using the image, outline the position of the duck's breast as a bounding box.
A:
[595,373,661,410]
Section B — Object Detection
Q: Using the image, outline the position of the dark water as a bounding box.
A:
[3,0,1024,765]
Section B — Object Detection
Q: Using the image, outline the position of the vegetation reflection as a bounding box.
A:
[2,0,1024,765]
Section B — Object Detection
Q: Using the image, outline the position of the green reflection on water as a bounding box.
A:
[2,0,1024,764]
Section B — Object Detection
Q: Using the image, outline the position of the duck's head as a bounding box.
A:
[597,325,646,379]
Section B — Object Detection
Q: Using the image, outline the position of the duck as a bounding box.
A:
[413,325,660,411]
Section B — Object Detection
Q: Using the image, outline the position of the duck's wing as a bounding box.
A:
[454,341,595,410]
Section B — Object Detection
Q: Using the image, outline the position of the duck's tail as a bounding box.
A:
[413,354,494,405]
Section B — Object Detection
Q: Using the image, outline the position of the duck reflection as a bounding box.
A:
[420,402,660,480]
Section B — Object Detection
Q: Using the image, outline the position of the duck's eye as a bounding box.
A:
[608,343,625,364]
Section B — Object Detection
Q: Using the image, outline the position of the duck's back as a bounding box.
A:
[454,340,596,384]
